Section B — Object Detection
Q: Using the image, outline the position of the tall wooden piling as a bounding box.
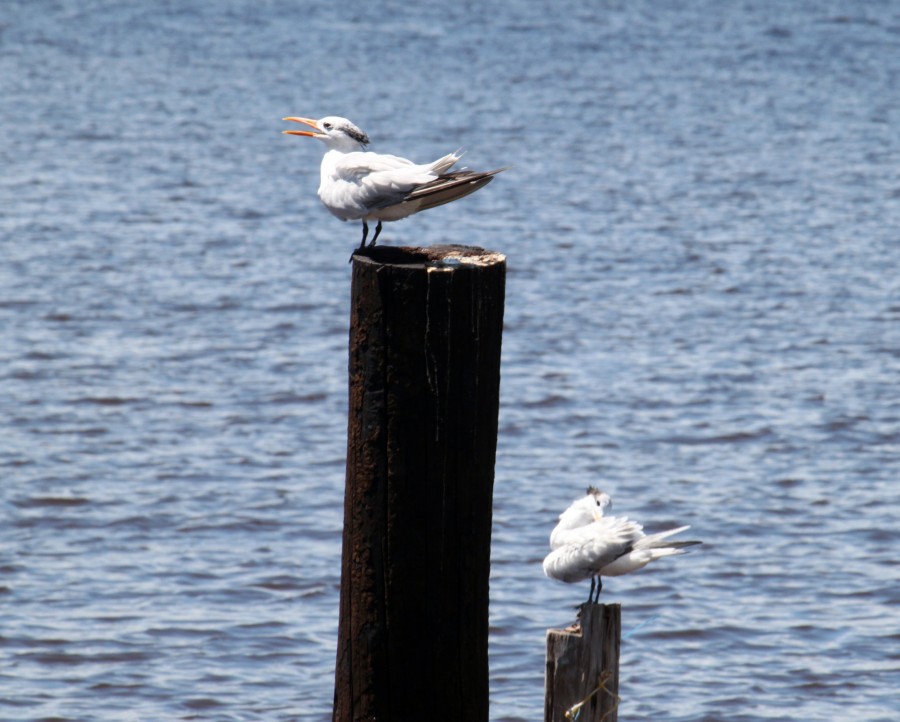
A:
[333,245,506,722]
[545,603,621,722]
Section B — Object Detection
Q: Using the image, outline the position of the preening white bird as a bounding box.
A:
[543,488,701,603]
[549,485,612,550]
[282,115,505,250]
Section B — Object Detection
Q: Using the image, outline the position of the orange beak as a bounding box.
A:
[282,116,324,137]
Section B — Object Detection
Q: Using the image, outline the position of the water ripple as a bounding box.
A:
[3,1,899,720]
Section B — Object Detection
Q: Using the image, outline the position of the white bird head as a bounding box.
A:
[282,115,370,151]
[556,486,612,529]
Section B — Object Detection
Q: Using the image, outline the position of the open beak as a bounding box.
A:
[282,117,324,137]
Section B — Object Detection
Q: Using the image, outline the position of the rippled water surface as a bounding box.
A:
[2,1,899,720]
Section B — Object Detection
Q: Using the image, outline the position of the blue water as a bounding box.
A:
[2,1,899,720]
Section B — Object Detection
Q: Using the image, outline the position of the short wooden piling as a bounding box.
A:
[333,245,506,722]
[545,603,621,722]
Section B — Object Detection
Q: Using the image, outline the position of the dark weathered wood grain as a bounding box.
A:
[333,245,506,722]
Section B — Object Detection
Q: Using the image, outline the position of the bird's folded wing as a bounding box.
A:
[594,514,644,538]
[549,514,643,549]
[323,160,426,213]
[543,535,633,582]
[564,516,642,566]
[382,169,505,213]
[333,152,417,181]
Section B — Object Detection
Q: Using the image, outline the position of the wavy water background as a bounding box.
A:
[2,1,899,720]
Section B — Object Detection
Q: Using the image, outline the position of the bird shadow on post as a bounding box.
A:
[545,603,621,722]
[333,244,506,722]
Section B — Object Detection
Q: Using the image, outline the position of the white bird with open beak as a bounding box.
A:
[282,115,505,251]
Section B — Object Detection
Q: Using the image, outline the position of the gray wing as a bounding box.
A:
[373,168,507,212]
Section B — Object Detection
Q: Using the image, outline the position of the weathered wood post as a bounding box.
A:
[545,603,621,722]
[333,244,506,722]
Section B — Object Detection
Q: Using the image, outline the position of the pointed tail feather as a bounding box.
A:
[428,152,463,175]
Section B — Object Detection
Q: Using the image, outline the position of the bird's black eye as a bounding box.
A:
[596,499,602,506]
[323,122,332,130]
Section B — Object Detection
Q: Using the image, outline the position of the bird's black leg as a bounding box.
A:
[370,221,383,247]
[350,222,369,263]
[593,577,603,604]
[359,221,369,250]
[588,576,596,605]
